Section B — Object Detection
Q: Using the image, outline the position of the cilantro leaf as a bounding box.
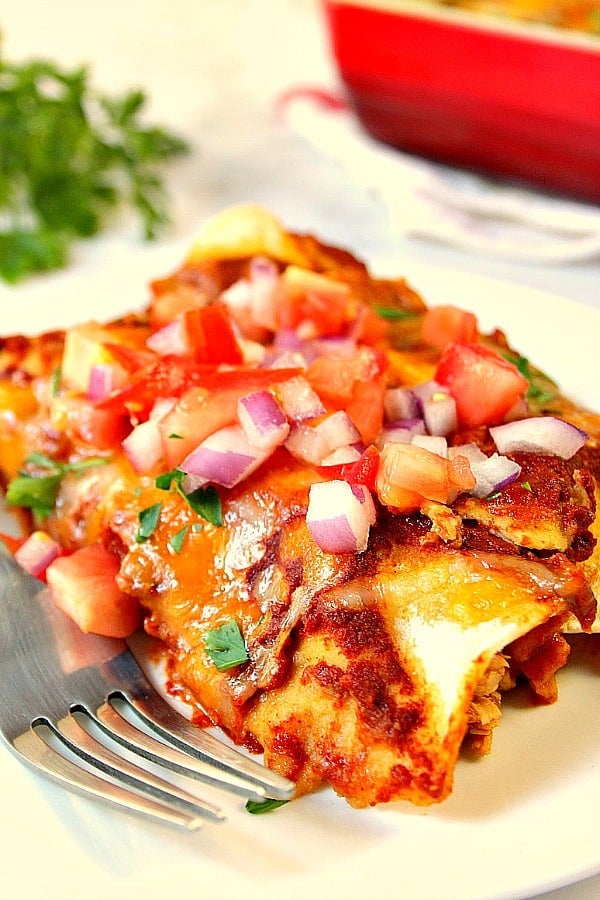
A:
[184,485,223,526]
[501,352,558,410]
[5,453,109,517]
[168,524,188,554]
[245,798,289,815]
[5,472,62,517]
[204,620,248,670]
[0,56,189,283]
[374,305,419,321]
[155,469,223,526]
[135,502,162,542]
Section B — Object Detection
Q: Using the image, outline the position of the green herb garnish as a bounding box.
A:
[155,468,223,526]
[501,352,558,409]
[374,305,419,321]
[204,620,248,670]
[0,57,189,283]
[521,481,532,492]
[167,524,189,554]
[135,502,162,542]
[245,798,289,815]
[5,452,109,517]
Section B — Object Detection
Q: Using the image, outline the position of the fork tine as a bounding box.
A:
[56,714,225,822]
[12,727,206,830]
[92,700,269,802]
[121,687,295,802]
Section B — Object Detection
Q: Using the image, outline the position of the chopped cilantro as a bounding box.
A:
[521,481,532,492]
[5,453,109,517]
[5,471,62,518]
[501,352,558,409]
[155,468,184,491]
[135,502,162,542]
[168,433,183,439]
[245,798,289,815]
[374,305,418,321]
[168,524,188,554]
[204,620,248,670]
[155,469,223,526]
[49,367,61,396]
[184,485,222,526]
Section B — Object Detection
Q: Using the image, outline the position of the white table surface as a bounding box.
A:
[1,2,599,898]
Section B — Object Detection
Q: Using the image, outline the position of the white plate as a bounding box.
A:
[1,250,599,900]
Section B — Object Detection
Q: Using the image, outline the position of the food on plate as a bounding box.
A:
[435,0,600,33]
[1,205,598,808]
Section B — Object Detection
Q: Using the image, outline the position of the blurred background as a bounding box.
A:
[1,0,598,309]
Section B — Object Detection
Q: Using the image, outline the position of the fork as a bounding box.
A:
[0,544,294,830]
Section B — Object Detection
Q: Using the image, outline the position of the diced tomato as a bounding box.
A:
[0,532,24,554]
[421,305,478,350]
[46,543,141,638]
[341,444,380,491]
[99,357,301,420]
[157,387,240,467]
[307,347,387,444]
[51,395,130,450]
[182,305,243,365]
[156,366,303,467]
[103,342,156,373]
[376,442,465,512]
[434,342,528,428]
[278,266,355,336]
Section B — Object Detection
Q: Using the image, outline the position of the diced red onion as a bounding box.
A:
[149,397,176,420]
[271,331,305,354]
[490,416,588,460]
[320,445,362,466]
[276,376,325,422]
[15,530,61,579]
[287,411,362,466]
[469,453,522,498]
[315,411,360,450]
[220,278,252,310]
[285,423,331,465]
[350,482,377,525]
[448,442,487,465]
[146,318,188,356]
[423,392,457,437]
[411,434,448,457]
[249,256,279,330]
[265,348,308,369]
[306,480,374,553]
[237,390,290,450]
[180,424,270,488]
[384,387,419,423]
[87,364,116,402]
[411,380,444,408]
[122,419,164,473]
[378,418,426,448]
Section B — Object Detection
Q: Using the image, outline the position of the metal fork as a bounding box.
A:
[0,545,294,830]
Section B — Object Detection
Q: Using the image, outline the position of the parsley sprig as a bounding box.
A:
[5,452,109,517]
[0,56,189,283]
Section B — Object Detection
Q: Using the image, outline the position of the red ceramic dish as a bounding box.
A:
[322,1,600,202]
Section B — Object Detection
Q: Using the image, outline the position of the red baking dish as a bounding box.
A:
[322,1,600,202]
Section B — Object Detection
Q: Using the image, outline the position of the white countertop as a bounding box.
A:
[1,2,599,898]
